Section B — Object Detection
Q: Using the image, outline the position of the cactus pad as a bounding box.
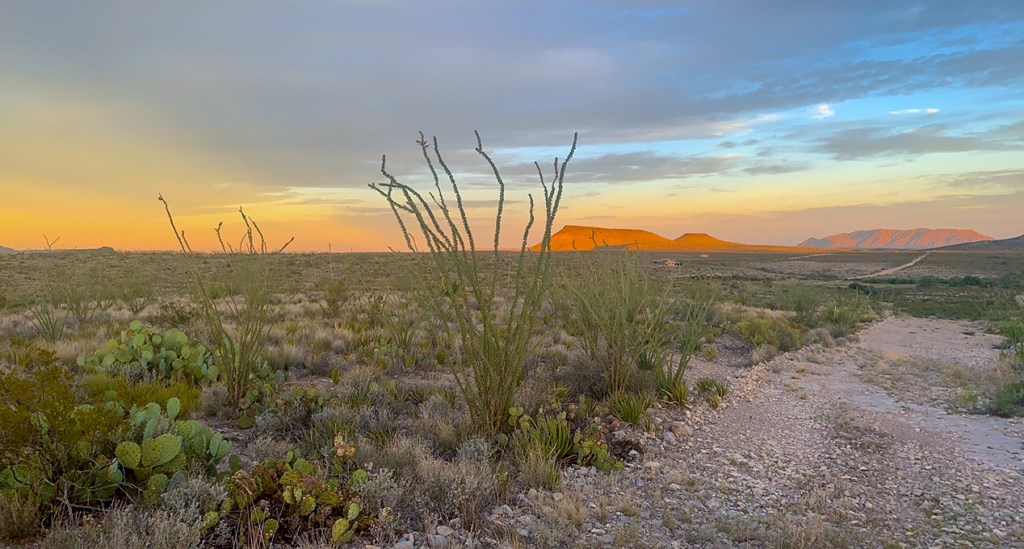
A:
[115,441,142,469]
[141,433,181,468]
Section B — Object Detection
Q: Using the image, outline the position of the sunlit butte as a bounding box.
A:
[2,2,1022,252]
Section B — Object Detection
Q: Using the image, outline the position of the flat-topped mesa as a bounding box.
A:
[534,225,672,251]
[798,228,994,250]
[672,233,738,248]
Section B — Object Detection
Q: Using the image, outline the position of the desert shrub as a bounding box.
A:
[246,436,295,465]
[370,131,577,436]
[782,285,825,326]
[803,327,835,348]
[251,387,334,443]
[153,299,200,329]
[413,453,500,526]
[321,279,350,318]
[0,340,126,513]
[119,281,155,315]
[989,379,1024,417]
[1000,319,1024,365]
[353,467,406,542]
[750,343,779,364]
[160,471,227,523]
[821,291,871,333]
[736,317,802,352]
[78,320,218,386]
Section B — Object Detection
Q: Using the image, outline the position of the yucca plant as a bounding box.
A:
[654,296,712,405]
[370,131,577,436]
[28,303,66,342]
[608,391,655,424]
[695,377,730,409]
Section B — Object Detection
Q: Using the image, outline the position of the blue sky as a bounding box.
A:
[1,1,1022,250]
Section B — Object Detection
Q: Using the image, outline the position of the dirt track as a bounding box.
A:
[530,316,1024,547]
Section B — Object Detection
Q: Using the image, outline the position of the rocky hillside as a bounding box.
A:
[939,233,1024,250]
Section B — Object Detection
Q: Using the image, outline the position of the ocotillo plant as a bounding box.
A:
[158,195,271,403]
[370,131,577,436]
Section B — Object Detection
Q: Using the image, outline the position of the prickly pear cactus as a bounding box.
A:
[78,321,217,385]
[115,441,142,469]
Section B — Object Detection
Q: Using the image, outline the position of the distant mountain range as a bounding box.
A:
[0,245,15,254]
[797,228,993,250]
[938,234,1024,251]
[533,225,815,252]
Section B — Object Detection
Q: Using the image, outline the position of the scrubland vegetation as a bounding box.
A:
[1,138,1023,547]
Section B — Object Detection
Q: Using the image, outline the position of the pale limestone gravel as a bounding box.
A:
[469,316,1024,549]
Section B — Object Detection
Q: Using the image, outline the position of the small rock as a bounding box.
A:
[662,432,678,445]
[427,534,446,547]
[644,461,662,474]
[394,541,415,549]
[671,422,692,437]
[437,525,454,537]
[598,534,615,544]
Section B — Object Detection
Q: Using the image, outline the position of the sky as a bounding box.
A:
[1,1,1023,252]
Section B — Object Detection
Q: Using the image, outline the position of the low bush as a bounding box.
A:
[736,316,802,352]
[1000,319,1024,365]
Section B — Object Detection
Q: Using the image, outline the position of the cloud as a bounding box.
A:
[812,103,835,119]
[930,169,1024,190]
[719,139,759,149]
[889,108,940,115]
[568,151,739,182]
[815,123,1021,160]
[743,162,809,175]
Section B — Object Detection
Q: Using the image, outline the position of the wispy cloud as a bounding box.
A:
[815,123,1021,160]
[889,108,941,115]
[812,103,835,119]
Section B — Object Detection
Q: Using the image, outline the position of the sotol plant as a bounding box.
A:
[370,131,577,435]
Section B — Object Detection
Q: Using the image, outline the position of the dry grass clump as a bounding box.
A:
[0,491,40,541]
[40,505,203,549]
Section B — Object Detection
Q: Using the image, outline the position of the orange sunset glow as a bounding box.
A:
[2,2,1022,252]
